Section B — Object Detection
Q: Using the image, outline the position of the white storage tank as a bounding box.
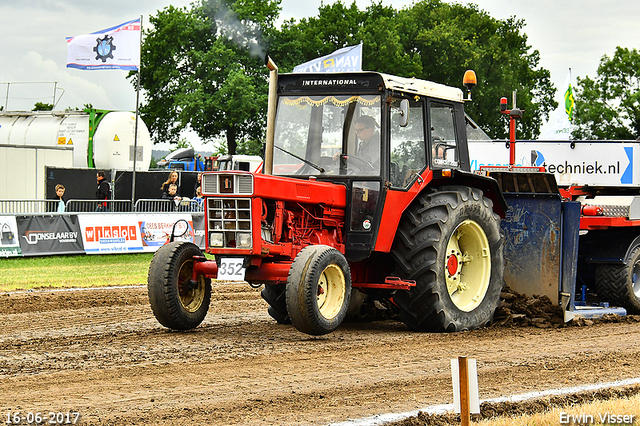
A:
[0,110,152,199]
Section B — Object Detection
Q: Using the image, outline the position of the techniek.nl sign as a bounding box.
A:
[468,141,635,187]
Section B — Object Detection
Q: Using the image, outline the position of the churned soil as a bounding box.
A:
[390,386,640,425]
[1,284,639,425]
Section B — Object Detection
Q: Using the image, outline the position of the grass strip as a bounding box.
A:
[0,253,155,292]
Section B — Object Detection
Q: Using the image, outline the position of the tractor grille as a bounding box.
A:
[202,173,253,195]
[207,198,252,248]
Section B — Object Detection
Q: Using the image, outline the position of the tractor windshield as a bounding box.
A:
[272,94,381,176]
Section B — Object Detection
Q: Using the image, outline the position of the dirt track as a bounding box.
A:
[1,284,640,425]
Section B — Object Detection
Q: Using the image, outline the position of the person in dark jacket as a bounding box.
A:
[193,172,202,198]
[160,170,179,197]
[96,171,111,212]
[162,183,181,201]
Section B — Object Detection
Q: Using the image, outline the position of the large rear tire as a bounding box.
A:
[391,186,504,332]
[595,245,640,314]
[286,245,352,335]
[148,241,211,330]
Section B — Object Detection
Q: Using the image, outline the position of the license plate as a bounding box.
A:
[217,257,246,281]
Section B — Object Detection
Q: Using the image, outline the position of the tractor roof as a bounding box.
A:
[279,72,465,103]
[378,73,464,103]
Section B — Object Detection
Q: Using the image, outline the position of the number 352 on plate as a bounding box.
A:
[217,258,246,281]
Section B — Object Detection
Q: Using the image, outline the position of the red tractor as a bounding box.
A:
[148,60,508,335]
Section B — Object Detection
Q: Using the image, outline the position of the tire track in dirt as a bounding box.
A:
[1,285,639,425]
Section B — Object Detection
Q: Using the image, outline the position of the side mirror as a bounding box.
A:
[399,99,409,127]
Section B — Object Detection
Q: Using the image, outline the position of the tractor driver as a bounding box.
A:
[353,115,380,168]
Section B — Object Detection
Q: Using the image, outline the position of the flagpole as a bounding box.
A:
[131,15,143,206]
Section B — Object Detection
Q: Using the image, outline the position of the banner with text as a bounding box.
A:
[293,44,362,73]
[66,18,141,71]
[138,215,196,250]
[16,215,84,256]
[79,214,198,254]
[468,140,636,187]
[0,216,22,258]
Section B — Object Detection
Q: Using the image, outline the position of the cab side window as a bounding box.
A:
[429,102,459,168]
[389,98,426,188]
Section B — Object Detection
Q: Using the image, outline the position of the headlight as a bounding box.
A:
[209,232,224,247]
[236,232,252,248]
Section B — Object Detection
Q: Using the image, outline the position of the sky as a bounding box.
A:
[1,0,639,146]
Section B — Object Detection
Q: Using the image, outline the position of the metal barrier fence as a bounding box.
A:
[134,199,204,213]
[65,200,134,213]
[0,198,205,214]
[0,199,61,214]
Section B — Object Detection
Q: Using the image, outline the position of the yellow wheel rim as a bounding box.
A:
[316,264,346,320]
[445,219,491,312]
[177,260,205,313]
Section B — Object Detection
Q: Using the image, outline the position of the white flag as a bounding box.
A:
[539,69,573,140]
[564,69,575,122]
[66,18,141,71]
[293,44,362,73]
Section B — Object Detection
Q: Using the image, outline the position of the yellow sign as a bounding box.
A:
[114,134,120,141]
[67,138,73,145]
[57,137,66,145]
[323,58,335,69]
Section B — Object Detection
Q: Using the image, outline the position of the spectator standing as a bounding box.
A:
[193,172,203,198]
[161,170,179,198]
[96,171,111,212]
[162,183,182,211]
[54,184,66,213]
[162,183,182,201]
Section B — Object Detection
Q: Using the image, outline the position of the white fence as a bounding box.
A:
[0,199,204,214]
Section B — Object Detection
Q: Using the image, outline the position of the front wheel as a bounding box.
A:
[286,245,352,335]
[148,241,211,330]
[391,186,504,332]
[596,245,640,314]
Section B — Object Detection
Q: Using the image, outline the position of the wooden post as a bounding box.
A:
[458,356,471,426]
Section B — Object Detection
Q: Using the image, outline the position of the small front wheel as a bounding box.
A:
[148,241,211,330]
[286,245,352,335]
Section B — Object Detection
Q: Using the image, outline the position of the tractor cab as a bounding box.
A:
[271,72,471,259]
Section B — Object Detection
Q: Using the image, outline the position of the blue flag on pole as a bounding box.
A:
[293,44,363,73]
[66,18,141,71]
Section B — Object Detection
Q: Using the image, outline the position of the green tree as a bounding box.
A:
[269,0,556,139]
[139,0,279,154]
[269,2,421,76]
[572,46,640,140]
[32,102,53,111]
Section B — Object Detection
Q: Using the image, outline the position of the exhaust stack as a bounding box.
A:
[264,56,278,175]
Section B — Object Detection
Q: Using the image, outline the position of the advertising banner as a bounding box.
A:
[16,215,84,256]
[80,214,143,254]
[468,140,636,187]
[293,44,362,73]
[0,216,22,258]
[79,214,197,254]
[192,214,205,249]
[66,18,141,71]
[138,215,196,251]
